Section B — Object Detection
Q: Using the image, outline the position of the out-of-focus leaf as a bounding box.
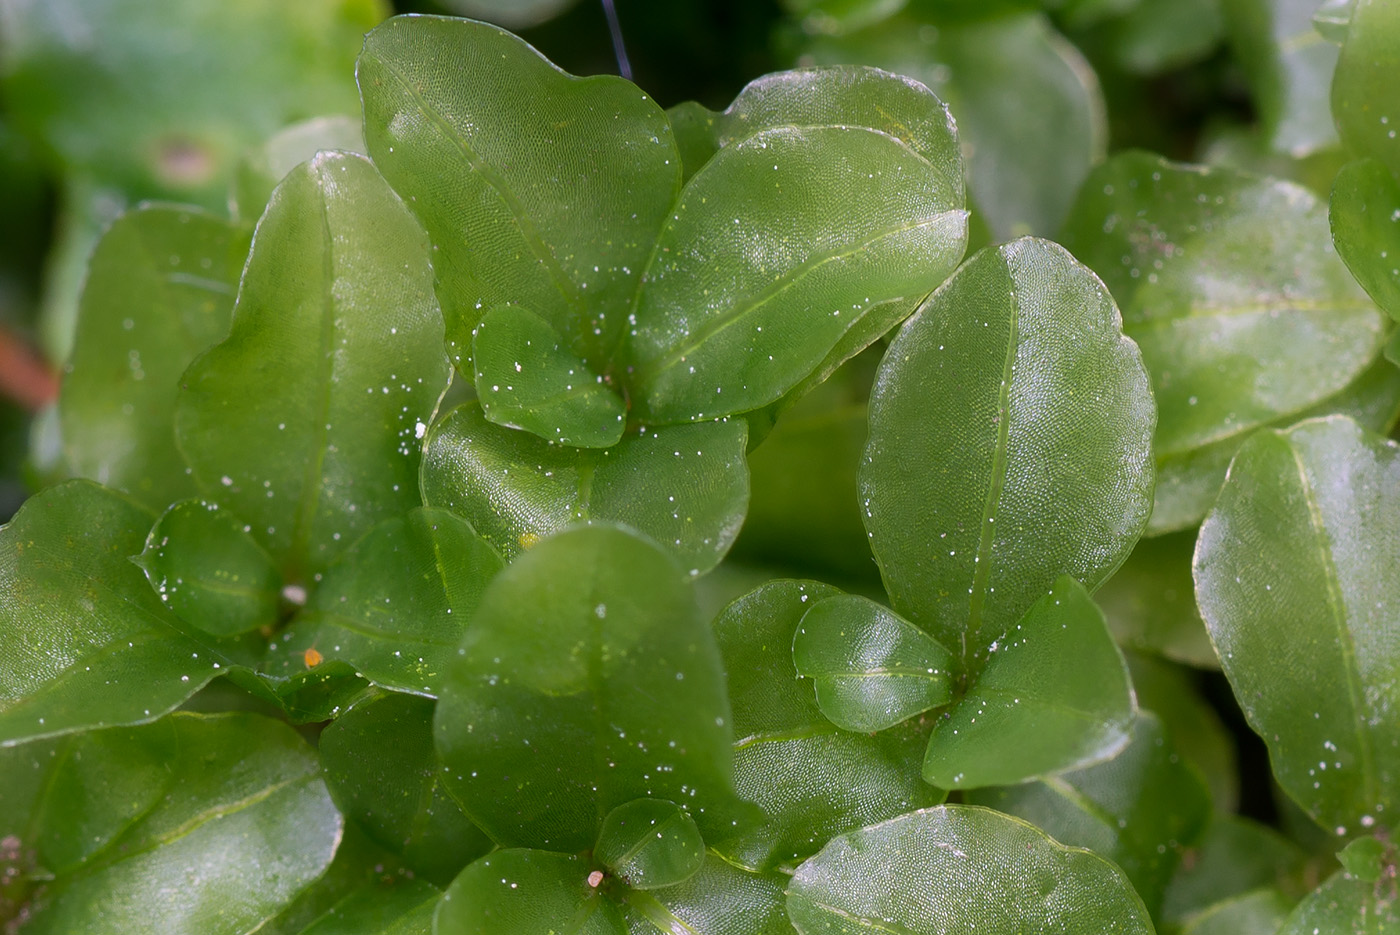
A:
[1107,0,1227,74]
[293,877,439,935]
[436,0,581,30]
[1332,0,1400,177]
[1182,888,1294,935]
[1336,835,1389,882]
[233,115,366,222]
[781,0,908,36]
[175,152,450,583]
[1162,815,1307,924]
[595,799,705,890]
[1278,871,1400,934]
[1126,653,1239,812]
[1098,531,1217,668]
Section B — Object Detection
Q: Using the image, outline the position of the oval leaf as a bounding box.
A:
[1331,158,1400,322]
[1332,0,1400,177]
[595,798,705,890]
[473,305,626,447]
[923,575,1136,789]
[792,594,956,733]
[787,805,1154,934]
[175,151,450,583]
[434,524,742,852]
[860,236,1155,668]
[1194,415,1400,834]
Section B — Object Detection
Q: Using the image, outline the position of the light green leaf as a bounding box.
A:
[0,481,226,745]
[1162,815,1306,924]
[860,236,1155,668]
[595,799,705,890]
[714,581,944,872]
[60,205,249,511]
[434,525,743,852]
[1279,871,1400,934]
[1332,0,1400,177]
[1097,532,1217,669]
[267,508,502,697]
[175,151,450,583]
[436,0,580,30]
[472,305,626,448]
[1181,888,1294,935]
[1331,158,1400,320]
[233,115,366,222]
[1194,415,1400,835]
[967,712,1213,917]
[924,576,1135,789]
[621,853,795,935]
[359,14,679,369]
[10,711,341,935]
[1337,835,1389,882]
[133,498,282,638]
[320,691,490,886]
[793,594,956,733]
[421,403,747,576]
[786,805,1154,934]
[1061,152,1387,533]
[436,850,626,935]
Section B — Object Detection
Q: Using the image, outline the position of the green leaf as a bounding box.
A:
[860,236,1155,668]
[435,850,627,935]
[1107,0,1227,74]
[10,711,341,935]
[781,0,908,36]
[713,581,944,872]
[798,11,1106,238]
[786,805,1154,934]
[967,711,1213,917]
[1181,888,1294,935]
[268,507,502,696]
[294,877,439,935]
[133,498,283,638]
[233,115,367,222]
[1221,0,1340,156]
[59,205,249,511]
[1278,871,1400,934]
[923,576,1136,789]
[175,151,450,583]
[1194,415,1400,836]
[1061,152,1387,533]
[0,481,226,744]
[472,305,626,448]
[320,691,491,886]
[1315,0,1356,42]
[1097,531,1218,669]
[1331,158,1400,320]
[622,853,795,935]
[792,594,956,733]
[421,403,748,576]
[1332,0,1400,177]
[1162,815,1306,924]
[595,799,705,890]
[358,14,679,368]
[1337,835,1389,882]
[434,524,742,852]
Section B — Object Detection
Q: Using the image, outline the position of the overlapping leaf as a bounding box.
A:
[1332,0,1400,175]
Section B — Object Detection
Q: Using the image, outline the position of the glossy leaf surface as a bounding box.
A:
[595,798,705,890]
[269,508,502,696]
[787,805,1154,934]
[625,854,795,935]
[320,692,490,885]
[11,711,340,935]
[1195,415,1400,834]
[1332,0,1400,176]
[924,575,1135,789]
[472,305,626,447]
[714,581,942,872]
[434,525,742,852]
[359,14,679,366]
[134,498,282,638]
[0,481,223,744]
[1331,158,1400,321]
[436,850,626,935]
[175,152,450,582]
[60,206,248,511]
[1061,152,1386,532]
[861,236,1155,667]
[793,594,956,733]
[421,404,747,576]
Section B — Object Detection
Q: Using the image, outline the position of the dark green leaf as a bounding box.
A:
[421,403,747,576]
[295,877,439,935]
[1331,158,1400,320]
[269,508,502,696]
[233,115,366,222]
[320,692,490,886]
[1332,0,1400,177]
[1337,835,1389,882]
[595,799,705,890]
[793,594,956,733]
[434,524,742,852]
[1195,415,1400,835]
[924,576,1135,789]
[1097,531,1218,669]
[472,305,626,448]
[714,581,943,872]
[60,206,248,511]
[359,14,679,368]
[0,481,224,744]
[1108,0,1227,74]
[861,236,1155,668]
[787,805,1154,934]
[1181,888,1294,935]
[435,850,627,935]
[622,853,795,935]
[133,498,282,638]
[1278,871,1400,934]
[1162,816,1306,924]
[175,152,450,583]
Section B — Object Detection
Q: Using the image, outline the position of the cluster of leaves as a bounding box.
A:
[1,2,1399,934]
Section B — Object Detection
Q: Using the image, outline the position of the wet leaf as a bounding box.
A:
[1331,158,1400,321]
[472,305,626,448]
[1194,415,1400,836]
[421,404,747,576]
[293,877,439,935]
[1332,0,1400,177]
[787,805,1154,934]
[595,799,705,890]
[860,236,1155,668]
[175,152,450,583]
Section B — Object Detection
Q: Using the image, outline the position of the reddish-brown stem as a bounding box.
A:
[0,327,58,412]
